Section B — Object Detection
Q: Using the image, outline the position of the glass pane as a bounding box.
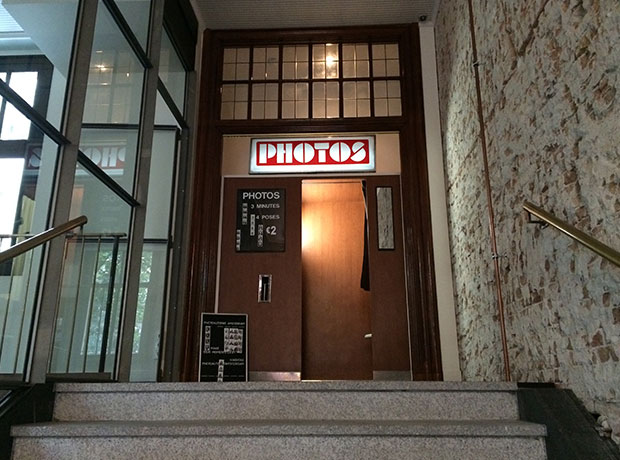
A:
[113,0,151,51]
[154,92,178,126]
[372,43,400,79]
[282,101,294,119]
[0,121,60,376]
[282,83,294,101]
[265,101,278,119]
[0,72,37,140]
[80,127,139,193]
[82,0,146,194]
[222,48,249,81]
[251,101,265,119]
[0,1,79,129]
[312,44,338,79]
[49,165,131,375]
[159,30,186,113]
[130,242,167,381]
[70,163,131,235]
[220,84,248,120]
[296,100,308,118]
[0,103,59,242]
[144,129,176,239]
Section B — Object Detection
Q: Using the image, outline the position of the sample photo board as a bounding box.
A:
[199,313,248,382]
[235,188,285,252]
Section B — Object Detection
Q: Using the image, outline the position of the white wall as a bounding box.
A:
[419,23,461,381]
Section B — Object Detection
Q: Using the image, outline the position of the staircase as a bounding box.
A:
[11,381,547,459]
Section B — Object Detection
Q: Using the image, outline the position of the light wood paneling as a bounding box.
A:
[301,180,373,380]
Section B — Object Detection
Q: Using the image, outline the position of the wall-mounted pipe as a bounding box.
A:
[466,0,511,381]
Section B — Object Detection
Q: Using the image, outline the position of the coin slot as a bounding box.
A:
[258,274,272,302]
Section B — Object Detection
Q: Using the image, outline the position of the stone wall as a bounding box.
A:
[435,0,620,441]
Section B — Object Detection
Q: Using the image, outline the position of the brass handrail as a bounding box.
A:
[524,201,620,268]
[0,216,88,264]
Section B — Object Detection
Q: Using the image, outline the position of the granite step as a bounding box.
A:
[52,381,521,422]
[11,419,547,460]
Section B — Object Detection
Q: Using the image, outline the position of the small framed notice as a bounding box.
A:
[376,186,395,250]
[199,313,248,382]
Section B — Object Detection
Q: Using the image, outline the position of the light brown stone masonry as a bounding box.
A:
[436,0,620,443]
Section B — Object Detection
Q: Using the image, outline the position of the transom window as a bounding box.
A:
[220,42,402,121]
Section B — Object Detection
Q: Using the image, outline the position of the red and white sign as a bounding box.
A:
[250,136,375,174]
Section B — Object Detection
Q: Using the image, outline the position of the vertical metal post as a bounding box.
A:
[66,236,87,373]
[13,250,36,373]
[82,236,102,372]
[116,0,165,381]
[0,259,16,358]
[28,0,99,383]
[100,235,120,373]
[165,63,197,381]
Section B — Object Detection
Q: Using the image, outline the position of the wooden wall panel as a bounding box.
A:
[366,175,411,372]
[218,177,302,373]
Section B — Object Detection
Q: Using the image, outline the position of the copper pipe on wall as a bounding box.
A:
[466,0,511,381]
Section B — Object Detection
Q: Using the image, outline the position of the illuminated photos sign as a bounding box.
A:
[250,136,375,174]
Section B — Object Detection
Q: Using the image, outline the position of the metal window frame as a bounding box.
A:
[28,0,99,384]
[28,0,158,383]
[115,0,165,382]
[2,0,194,383]
[101,0,153,69]
[162,115,192,381]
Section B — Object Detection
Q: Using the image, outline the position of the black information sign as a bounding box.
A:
[199,313,248,382]
[236,188,285,252]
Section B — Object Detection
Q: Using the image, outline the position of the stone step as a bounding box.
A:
[53,381,521,422]
[11,419,547,460]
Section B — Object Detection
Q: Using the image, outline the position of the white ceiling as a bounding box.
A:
[192,0,439,30]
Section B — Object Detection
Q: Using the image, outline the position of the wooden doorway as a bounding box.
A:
[301,180,372,380]
[184,25,444,381]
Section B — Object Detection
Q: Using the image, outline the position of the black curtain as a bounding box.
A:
[360,181,370,291]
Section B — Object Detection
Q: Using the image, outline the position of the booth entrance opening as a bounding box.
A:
[301,179,372,380]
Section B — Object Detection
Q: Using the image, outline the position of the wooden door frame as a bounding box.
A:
[182,23,442,381]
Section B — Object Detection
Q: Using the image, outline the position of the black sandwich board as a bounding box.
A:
[199,313,248,382]
[236,188,285,252]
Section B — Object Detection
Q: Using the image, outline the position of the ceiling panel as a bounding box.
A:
[193,0,438,30]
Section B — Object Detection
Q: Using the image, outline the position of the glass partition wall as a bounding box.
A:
[0,0,80,380]
[0,0,194,383]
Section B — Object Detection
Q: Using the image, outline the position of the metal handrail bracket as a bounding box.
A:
[524,201,620,268]
[0,216,88,264]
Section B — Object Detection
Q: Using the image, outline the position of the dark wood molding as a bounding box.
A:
[182,23,444,381]
[209,24,411,45]
[399,23,443,379]
[181,29,220,381]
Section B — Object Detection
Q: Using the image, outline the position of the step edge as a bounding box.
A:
[11,419,547,438]
[54,381,519,394]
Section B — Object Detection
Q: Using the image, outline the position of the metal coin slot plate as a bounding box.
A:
[258,274,272,302]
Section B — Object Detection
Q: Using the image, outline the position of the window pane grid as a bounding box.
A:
[221,84,248,120]
[222,48,250,81]
[251,83,278,119]
[220,42,402,121]
[252,47,279,80]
